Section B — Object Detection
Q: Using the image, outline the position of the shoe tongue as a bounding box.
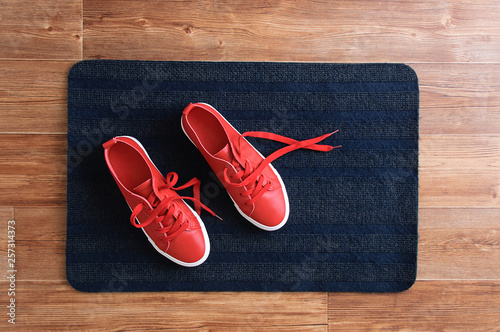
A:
[132,178,153,198]
[214,144,233,161]
[214,143,249,177]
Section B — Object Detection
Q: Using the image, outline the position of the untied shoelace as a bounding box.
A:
[223,130,341,205]
[130,172,219,242]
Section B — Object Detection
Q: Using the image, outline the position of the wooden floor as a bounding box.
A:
[1,0,499,330]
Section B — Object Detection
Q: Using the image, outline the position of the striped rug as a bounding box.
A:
[66,61,419,292]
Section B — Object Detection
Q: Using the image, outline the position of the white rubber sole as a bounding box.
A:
[115,135,210,267]
[180,104,290,231]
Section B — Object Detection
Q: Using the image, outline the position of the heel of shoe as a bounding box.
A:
[102,137,116,149]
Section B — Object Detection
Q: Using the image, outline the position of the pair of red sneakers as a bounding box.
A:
[103,103,340,267]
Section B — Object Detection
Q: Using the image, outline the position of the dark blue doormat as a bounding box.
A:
[66,60,419,292]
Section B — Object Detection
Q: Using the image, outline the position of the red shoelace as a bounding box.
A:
[130,172,219,242]
[223,130,341,205]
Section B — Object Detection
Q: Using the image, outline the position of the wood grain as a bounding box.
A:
[14,207,66,241]
[0,281,327,331]
[419,135,500,206]
[415,63,500,135]
[0,207,14,224]
[0,208,15,277]
[11,206,500,281]
[83,0,500,62]
[13,208,66,281]
[418,208,500,280]
[0,280,498,330]
[419,169,500,208]
[15,239,65,281]
[0,134,66,206]
[420,135,500,169]
[3,133,499,208]
[328,281,500,331]
[1,62,498,135]
[0,0,499,330]
[0,61,73,134]
[0,0,82,60]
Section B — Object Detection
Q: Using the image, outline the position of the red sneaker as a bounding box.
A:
[181,103,340,231]
[103,136,217,267]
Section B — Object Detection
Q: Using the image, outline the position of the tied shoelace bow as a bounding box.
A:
[130,172,220,242]
[223,130,341,205]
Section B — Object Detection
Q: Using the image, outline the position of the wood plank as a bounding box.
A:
[328,281,500,331]
[418,208,500,280]
[14,240,65,281]
[420,135,500,208]
[415,63,500,135]
[83,0,500,62]
[0,281,327,330]
[2,280,498,330]
[0,0,497,331]
[14,207,66,241]
[0,207,14,224]
[2,133,499,208]
[0,61,496,136]
[0,207,15,277]
[0,175,66,206]
[13,207,65,281]
[0,61,73,134]
[0,134,66,206]
[420,135,500,169]
[1,134,66,175]
[419,168,500,207]
[13,206,500,281]
[0,0,82,60]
